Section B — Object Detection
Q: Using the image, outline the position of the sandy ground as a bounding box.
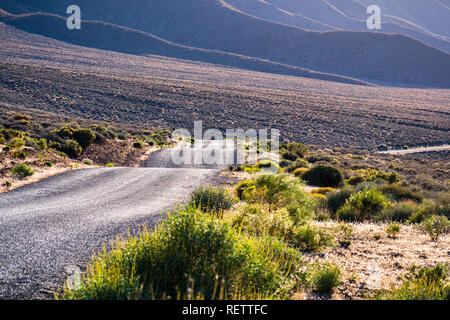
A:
[302,221,450,300]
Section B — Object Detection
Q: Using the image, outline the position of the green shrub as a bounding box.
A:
[254,160,281,173]
[11,164,34,177]
[386,222,401,238]
[63,140,82,158]
[73,129,96,148]
[133,140,144,149]
[306,154,336,164]
[337,188,388,221]
[37,138,47,150]
[82,159,93,166]
[412,174,446,192]
[281,151,298,161]
[189,186,235,214]
[234,180,255,200]
[12,150,27,160]
[7,137,24,149]
[375,202,416,222]
[60,207,296,300]
[301,164,344,188]
[421,215,450,241]
[0,133,5,144]
[376,265,449,300]
[289,224,333,252]
[12,113,31,120]
[293,168,309,178]
[379,184,423,202]
[284,159,309,173]
[230,204,293,239]
[279,160,293,168]
[106,162,115,167]
[311,264,342,294]
[44,161,53,167]
[286,142,308,158]
[0,128,23,140]
[347,176,364,186]
[326,186,354,214]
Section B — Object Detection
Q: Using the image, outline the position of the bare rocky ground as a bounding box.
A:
[300,221,450,300]
[0,22,449,149]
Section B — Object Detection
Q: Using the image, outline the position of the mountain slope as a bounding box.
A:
[1,0,449,87]
[225,0,450,53]
[0,13,366,85]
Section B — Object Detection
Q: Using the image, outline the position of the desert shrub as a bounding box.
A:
[412,174,446,192]
[356,168,400,184]
[251,175,314,214]
[379,184,423,202]
[337,188,388,222]
[0,128,23,140]
[82,159,93,166]
[0,133,5,144]
[421,215,450,241]
[106,163,114,167]
[284,159,309,173]
[234,180,255,200]
[73,129,96,148]
[279,160,293,168]
[311,187,335,195]
[12,113,31,120]
[63,140,82,158]
[11,164,34,177]
[311,193,326,200]
[293,167,309,177]
[37,138,47,150]
[326,186,355,214]
[281,151,298,161]
[189,186,235,214]
[2,180,12,188]
[286,142,308,158]
[7,137,24,149]
[376,265,449,300]
[306,154,336,164]
[12,150,27,160]
[133,140,144,149]
[386,222,401,238]
[311,264,342,294]
[61,207,296,300]
[375,202,416,222]
[289,225,333,252]
[44,161,53,167]
[55,127,96,149]
[254,160,281,173]
[347,176,364,186]
[229,203,293,239]
[301,164,344,188]
[24,137,38,148]
[409,197,450,223]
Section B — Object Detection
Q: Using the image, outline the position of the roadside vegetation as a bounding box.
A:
[0,109,173,191]
[60,140,449,300]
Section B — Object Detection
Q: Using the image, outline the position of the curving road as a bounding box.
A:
[0,143,232,299]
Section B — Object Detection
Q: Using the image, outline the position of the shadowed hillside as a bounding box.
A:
[226,0,450,53]
[1,1,449,87]
[0,13,367,85]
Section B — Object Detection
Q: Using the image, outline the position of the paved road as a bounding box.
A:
[377,144,450,155]
[0,143,231,299]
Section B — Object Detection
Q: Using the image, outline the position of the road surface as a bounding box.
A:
[0,142,234,299]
